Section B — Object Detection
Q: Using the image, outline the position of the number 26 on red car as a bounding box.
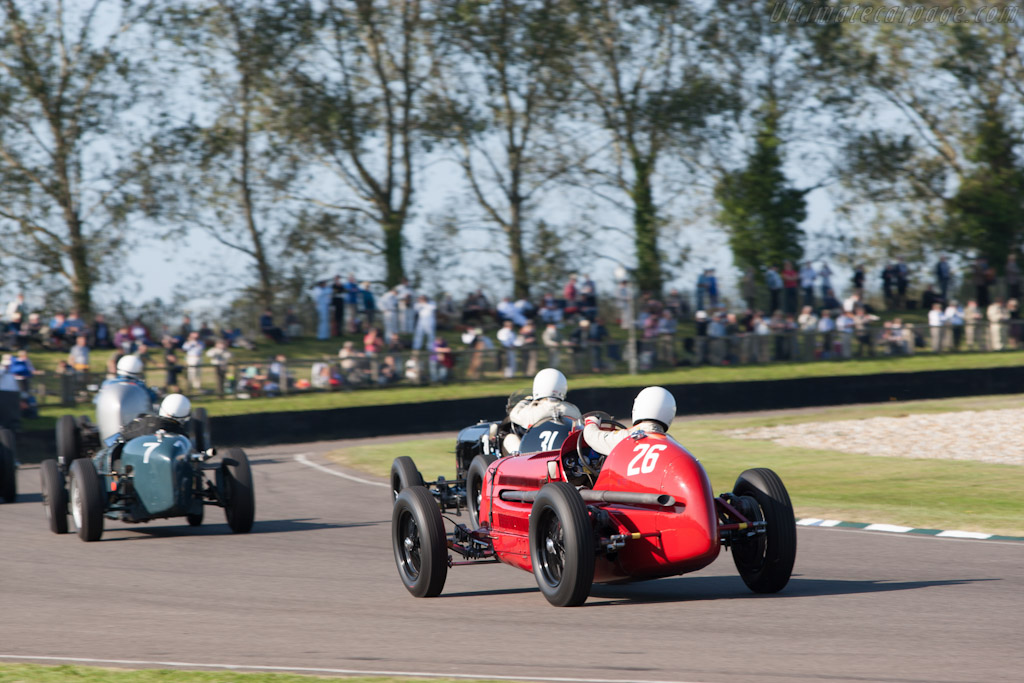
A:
[627,443,666,476]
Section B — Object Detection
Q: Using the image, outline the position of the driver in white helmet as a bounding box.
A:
[583,386,676,456]
[99,354,158,402]
[119,393,192,442]
[503,368,582,453]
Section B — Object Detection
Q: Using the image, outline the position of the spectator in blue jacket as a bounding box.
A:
[9,349,43,393]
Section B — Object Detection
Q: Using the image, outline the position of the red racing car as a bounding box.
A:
[391,414,797,606]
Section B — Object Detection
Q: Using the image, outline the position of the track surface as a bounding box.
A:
[2,439,1022,683]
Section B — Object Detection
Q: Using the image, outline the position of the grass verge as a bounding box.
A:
[326,393,1024,537]
[0,664,508,683]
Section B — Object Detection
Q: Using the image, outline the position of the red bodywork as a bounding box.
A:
[477,429,721,583]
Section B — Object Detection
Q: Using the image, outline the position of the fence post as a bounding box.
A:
[60,369,75,407]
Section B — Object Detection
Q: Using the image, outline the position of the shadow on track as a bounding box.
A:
[99,518,383,541]
[586,575,995,605]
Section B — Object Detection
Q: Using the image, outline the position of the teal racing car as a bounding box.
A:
[40,383,255,542]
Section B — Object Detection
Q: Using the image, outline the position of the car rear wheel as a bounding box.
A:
[0,428,16,503]
[466,453,496,527]
[392,486,448,598]
[390,456,424,503]
[56,414,79,468]
[40,459,68,534]
[731,468,797,593]
[190,407,210,453]
[187,508,204,527]
[529,482,595,607]
[222,448,255,533]
[69,458,104,542]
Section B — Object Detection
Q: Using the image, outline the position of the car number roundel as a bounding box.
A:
[518,418,573,454]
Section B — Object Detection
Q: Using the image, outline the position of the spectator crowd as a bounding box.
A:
[3,252,1024,411]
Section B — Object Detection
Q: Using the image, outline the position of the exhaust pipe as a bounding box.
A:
[499,489,676,507]
[579,490,676,507]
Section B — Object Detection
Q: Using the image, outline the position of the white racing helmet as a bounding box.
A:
[532,368,568,400]
[116,355,145,379]
[632,386,676,429]
[159,393,192,420]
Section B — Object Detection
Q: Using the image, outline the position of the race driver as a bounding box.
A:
[503,368,582,454]
[582,386,676,456]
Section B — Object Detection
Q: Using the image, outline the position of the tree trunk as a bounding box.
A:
[239,72,274,309]
[508,200,530,300]
[56,148,93,318]
[632,157,662,296]
[383,213,405,287]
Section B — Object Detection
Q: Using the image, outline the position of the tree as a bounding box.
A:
[716,101,808,273]
[427,0,575,299]
[0,0,156,317]
[815,8,1024,268]
[148,0,311,308]
[280,0,433,287]
[562,0,735,295]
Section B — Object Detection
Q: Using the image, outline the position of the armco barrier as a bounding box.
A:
[15,364,1024,463]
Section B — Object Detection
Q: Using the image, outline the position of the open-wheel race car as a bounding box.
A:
[391,413,796,606]
[40,383,255,542]
[0,426,17,503]
[389,390,571,528]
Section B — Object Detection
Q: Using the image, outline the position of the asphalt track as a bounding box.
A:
[2,438,1023,683]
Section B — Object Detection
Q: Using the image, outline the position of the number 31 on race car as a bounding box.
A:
[627,443,666,476]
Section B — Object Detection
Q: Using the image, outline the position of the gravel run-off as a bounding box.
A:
[726,408,1024,466]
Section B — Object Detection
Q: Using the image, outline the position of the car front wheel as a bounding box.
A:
[390,456,424,503]
[392,486,448,598]
[0,428,16,503]
[466,453,496,528]
[529,482,595,607]
[221,448,255,533]
[731,467,797,593]
[69,458,104,542]
[40,459,68,534]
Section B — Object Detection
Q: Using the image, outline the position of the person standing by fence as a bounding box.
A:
[313,280,332,340]
[183,331,204,393]
[412,295,436,351]
[206,339,232,398]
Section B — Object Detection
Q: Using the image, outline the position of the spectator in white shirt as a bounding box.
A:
[927,302,945,352]
[817,310,835,359]
[843,292,861,314]
[944,300,964,350]
[800,262,817,308]
[496,320,518,377]
[412,295,436,351]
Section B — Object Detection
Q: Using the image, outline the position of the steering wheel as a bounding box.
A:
[575,411,626,481]
[581,410,627,430]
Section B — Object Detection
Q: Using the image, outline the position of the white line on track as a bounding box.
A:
[293,452,389,487]
[0,655,707,683]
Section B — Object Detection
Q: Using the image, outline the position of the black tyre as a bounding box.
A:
[190,407,211,453]
[222,448,255,533]
[390,456,424,503]
[392,485,448,598]
[40,459,68,534]
[69,458,104,542]
[186,508,204,527]
[731,468,797,593]
[529,482,595,607]
[56,414,79,468]
[0,428,15,503]
[466,453,496,527]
